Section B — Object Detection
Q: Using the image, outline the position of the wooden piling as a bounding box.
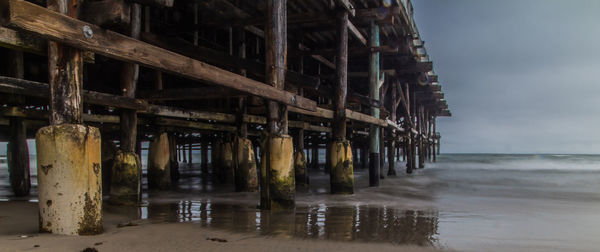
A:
[261,0,294,210]
[111,2,142,205]
[329,10,354,194]
[7,117,30,196]
[35,0,102,235]
[368,20,380,186]
[5,50,30,197]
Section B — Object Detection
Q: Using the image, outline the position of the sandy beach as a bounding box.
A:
[2,154,600,251]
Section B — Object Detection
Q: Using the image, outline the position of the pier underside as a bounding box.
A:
[0,0,449,235]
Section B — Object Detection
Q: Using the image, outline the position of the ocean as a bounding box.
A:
[1,153,600,251]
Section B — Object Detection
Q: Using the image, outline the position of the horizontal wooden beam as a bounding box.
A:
[138,87,243,101]
[0,77,338,132]
[0,27,94,62]
[130,0,173,7]
[0,76,146,110]
[0,0,316,111]
[140,32,320,92]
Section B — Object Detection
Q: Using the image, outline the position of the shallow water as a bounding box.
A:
[2,154,600,251]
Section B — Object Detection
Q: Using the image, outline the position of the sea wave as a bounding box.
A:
[431,154,600,172]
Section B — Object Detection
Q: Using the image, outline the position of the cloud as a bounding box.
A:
[413,0,600,153]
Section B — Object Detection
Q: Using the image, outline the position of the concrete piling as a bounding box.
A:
[147,132,171,190]
[36,124,103,235]
[261,135,295,210]
[329,140,354,194]
[109,151,141,205]
[234,137,258,191]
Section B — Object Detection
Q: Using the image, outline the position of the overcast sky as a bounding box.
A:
[412,0,600,154]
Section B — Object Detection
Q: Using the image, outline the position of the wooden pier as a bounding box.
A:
[0,0,449,234]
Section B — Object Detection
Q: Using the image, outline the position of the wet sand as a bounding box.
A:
[2,154,600,251]
[0,201,444,252]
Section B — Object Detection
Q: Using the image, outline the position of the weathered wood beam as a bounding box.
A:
[137,87,243,101]
[0,27,94,62]
[347,18,367,46]
[140,32,320,91]
[0,76,147,110]
[0,76,389,128]
[291,45,399,57]
[129,0,173,7]
[0,0,316,111]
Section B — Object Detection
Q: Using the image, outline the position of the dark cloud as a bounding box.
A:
[413,0,600,153]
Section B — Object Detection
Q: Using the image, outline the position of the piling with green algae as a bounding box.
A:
[147,132,171,190]
[109,151,141,205]
[261,134,295,210]
[36,124,103,235]
[234,137,258,191]
[329,140,354,194]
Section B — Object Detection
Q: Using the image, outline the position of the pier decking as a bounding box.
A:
[0,0,449,235]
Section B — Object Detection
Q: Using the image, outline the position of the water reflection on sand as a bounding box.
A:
[130,201,439,246]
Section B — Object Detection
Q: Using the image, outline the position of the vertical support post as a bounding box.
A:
[368,20,380,186]
[312,143,319,169]
[148,132,171,189]
[111,3,142,205]
[36,0,102,235]
[418,105,425,169]
[294,128,307,188]
[201,137,209,171]
[379,127,385,178]
[6,50,30,197]
[182,141,187,163]
[188,140,193,165]
[8,117,30,197]
[330,10,354,194]
[233,27,257,192]
[387,81,397,176]
[406,83,415,174]
[170,134,180,181]
[261,0,294,210]
[294,56,308,189]
[432,117,437,162]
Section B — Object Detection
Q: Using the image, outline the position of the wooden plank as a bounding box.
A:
[0,0,316,111]
[347,19,367,46]
[140,32,320,91]
[288,106,334,119]
[145,105,237,123]
[0,76,147,110]
[137,87,243,101]
[155,117,237,132]
[0,27,94,62]
[130,0,173,7]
